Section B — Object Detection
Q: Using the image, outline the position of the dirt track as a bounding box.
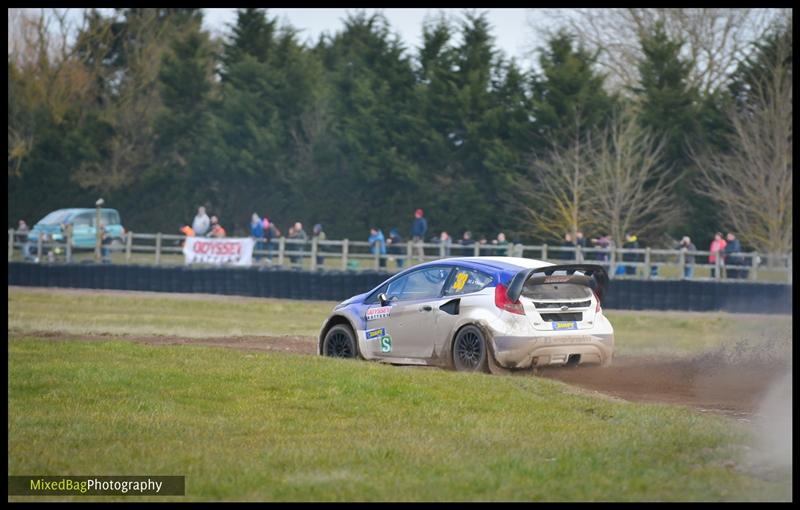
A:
[13,330,788,417]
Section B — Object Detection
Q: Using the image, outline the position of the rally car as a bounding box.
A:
[318,257,614,373]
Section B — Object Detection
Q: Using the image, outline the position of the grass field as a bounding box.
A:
[7,287,793,501]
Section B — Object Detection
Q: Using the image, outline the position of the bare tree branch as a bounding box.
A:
[691,32,792,255]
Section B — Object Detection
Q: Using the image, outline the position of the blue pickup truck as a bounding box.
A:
[25,208,125,251]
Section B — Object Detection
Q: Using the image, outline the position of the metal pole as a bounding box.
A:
[278,237,285,267]
[155,232,162,265]
[95,203,102,263]
[341,239,349,270]
[542,243,548,261]
[609,247,616,276]
[310,237,318,271]
[66,226,72,263]
[788,253,792,284]
[8,228,13,261]
[125,231,133,263]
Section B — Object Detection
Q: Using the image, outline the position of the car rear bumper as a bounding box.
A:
[486,316,614,369]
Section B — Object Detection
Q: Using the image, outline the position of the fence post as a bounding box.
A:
[715,253,721,281]
[8,228,13,261]
[278,237,285,267]
[644,247,651,280]
[473,243,480,257]
[125,231,133,263]
[439,239,445,258]
[678,249,685,280]
[750,252,758,281]
[155,232,162,265]
[374,243,380,270]
[310,237,318,271]
[576,244,582,263]
[788,253,792,284]
[37,234,43,263]
[66,227,72,263]
[609,247,616,276]
[541,243,548,261]
[341,239,349,270]
[406,240,413,264]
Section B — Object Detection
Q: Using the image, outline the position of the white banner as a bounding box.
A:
[183,237,254,267]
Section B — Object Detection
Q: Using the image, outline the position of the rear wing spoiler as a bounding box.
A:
[506,264,609,303]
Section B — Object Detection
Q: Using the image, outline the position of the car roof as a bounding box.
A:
[417,256,553,273]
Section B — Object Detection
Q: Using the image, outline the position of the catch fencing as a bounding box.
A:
[7,262,792,314]
[7,228,792,284]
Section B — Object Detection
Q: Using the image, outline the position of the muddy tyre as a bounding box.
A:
[452,325,490,373]
[322,324,359,359]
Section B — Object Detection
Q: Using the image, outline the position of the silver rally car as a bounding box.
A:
[318,257,614,373]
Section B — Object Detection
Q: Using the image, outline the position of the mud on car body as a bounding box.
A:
[318,257,614,373]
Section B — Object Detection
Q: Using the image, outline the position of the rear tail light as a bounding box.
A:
[495,283,525,315]
[593,290,602,313]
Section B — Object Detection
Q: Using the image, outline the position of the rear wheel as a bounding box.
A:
[322,324,359,359]
[452,325,489,373]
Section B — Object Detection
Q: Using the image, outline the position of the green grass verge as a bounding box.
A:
[8,338,791,501]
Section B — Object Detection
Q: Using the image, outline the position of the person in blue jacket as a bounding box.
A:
[368,227,387,268]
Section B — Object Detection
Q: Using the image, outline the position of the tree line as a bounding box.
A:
[7,8,792,254]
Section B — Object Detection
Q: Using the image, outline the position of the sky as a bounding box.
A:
[204,8,541,65]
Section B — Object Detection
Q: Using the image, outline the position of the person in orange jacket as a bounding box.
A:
[708,232,727,278]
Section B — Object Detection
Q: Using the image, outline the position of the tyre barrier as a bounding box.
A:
[7,262,792,314]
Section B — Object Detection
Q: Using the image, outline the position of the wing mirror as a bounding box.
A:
[379,293,390,306]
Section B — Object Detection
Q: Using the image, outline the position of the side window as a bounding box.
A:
[444,268,494,296]
[72,213,93,227]
[101,211,119,225]
[385,266,452,302]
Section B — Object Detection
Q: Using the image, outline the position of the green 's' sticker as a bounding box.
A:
[380,335,392,353]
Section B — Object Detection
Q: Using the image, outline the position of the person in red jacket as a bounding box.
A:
[708,232,727,278]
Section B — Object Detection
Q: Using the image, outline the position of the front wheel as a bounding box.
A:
[452,325,490,373]
[322,324,359,359]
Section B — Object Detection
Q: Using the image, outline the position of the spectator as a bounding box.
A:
[99,222,112,263]
[478,236,488,255]
[591,234,612,263]
[192,206,210,236]
[619,233,639,276]
[208,215,226,238]
[17,219,32,260]
[459,230,474,256]
[724,232,743,279]
[250,213,265,262]
[439,231,452,257]
[493,232,510,256]
[288,222,307,267]
[575,231,587,248]
[677,236,696,279]
[387,228,405,268]
[312,223,326,268]
[561,232,575,261]
[709,232,727,278]
[411,208,428,260]
[368,227,387,268]
[263,217,280,262]
[178,225,195,249]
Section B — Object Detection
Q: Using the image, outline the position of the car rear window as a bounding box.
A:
[101,211,120,225]
[522,282,591,300]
